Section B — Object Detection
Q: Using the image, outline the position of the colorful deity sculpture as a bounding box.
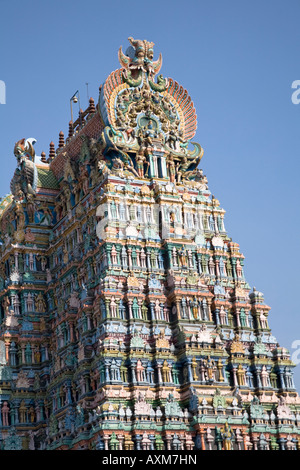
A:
[10,138,37,201]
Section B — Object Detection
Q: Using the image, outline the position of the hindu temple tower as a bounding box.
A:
[0,37,298,450]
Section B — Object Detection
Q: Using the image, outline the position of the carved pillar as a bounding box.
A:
[242,431,248,451]
[69,320,74,342]
[176,300,181,320]
[232,366,238,387]
[4,339,10,364]
[21,344,26,364]
[217,359,224,382]
[198,430,206,450]
[207,299,213,322]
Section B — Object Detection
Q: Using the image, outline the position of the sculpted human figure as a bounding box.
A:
[24,227,35,243]
[261,365,269,387]
[35,293,46,313]
[166,153,176,183]
[205,356,215,381]
[190,297,199,320]
[40,256,47,271]
[178,248,187,267]
[29,406,35,423]
[136,151,149,177]
[40,202,53,225]
[2,296,10,315]
[220,422,234,450]
[176,156,201,183]
[162,360,170,383]
[138,124,154,151]
[154,299,161,320]
[237,364,245,386]
[79,166,89,195]
[34,346,41,364]
[2,401,9,426]
[62,185,72,212]
[219,306,227,324]
[166,130,177,150]
[15,202,26,230]
[29,253,34,271]
[54,198,63,220]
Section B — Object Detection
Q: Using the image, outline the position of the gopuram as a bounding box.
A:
[0,37,298,451]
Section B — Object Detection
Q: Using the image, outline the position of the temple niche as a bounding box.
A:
[0,36,298,451]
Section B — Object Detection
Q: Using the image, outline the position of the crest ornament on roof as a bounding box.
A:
[98,37,203,183]
[118,37,163,85]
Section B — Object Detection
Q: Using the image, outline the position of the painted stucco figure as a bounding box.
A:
[10,138,37,200]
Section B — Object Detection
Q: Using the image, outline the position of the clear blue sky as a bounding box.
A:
[1,0,300,389]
